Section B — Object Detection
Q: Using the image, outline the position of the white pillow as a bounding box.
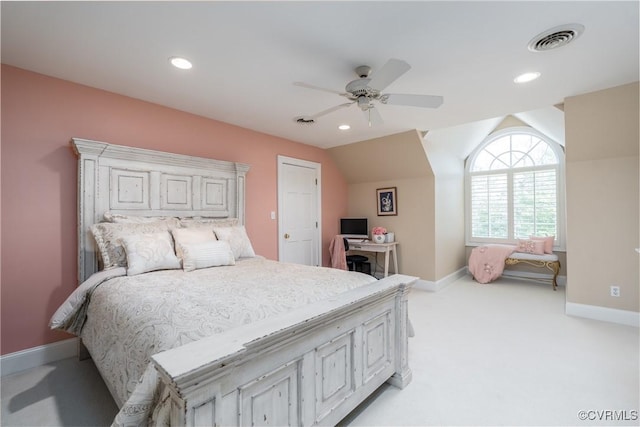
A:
[213,225,256,258]
[171,227,217,259]
[91,219,180,269]
[181,240,236,272]
[121,231,181,276]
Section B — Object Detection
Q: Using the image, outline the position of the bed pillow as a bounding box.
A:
[90,219,179,269]
[529,235,555,254]
[213,225,256,258]
[103,212,178,224]
[179,217,239,228]
[516,239,545,255]
[121,231,181,276]
[181,240,236,272]
[171,227,218,259]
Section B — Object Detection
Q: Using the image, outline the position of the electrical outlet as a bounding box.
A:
[610,286,620,297]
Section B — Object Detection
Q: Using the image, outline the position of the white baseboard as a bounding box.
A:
[566,302,640,327]
[414,267,467,292]
[1,337,78,377]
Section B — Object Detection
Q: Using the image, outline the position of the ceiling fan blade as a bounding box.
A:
[368,59,411,92]
[293,82,349,97]
[362,106,384,127]
[382,93,444,108]
[311,102,354,119]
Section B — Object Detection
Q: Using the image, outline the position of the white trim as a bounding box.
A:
[277,155,322,266]
[413,267,467,292]
[1,338,78,376]
[566,302,640,327]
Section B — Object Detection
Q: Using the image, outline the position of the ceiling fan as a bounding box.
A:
[294,58,443,127]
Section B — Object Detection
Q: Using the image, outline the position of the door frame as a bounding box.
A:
[277,155,322,266]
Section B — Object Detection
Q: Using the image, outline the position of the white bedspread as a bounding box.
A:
[52,257,377,426]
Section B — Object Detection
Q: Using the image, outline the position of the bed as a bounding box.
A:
[51,138,417,426]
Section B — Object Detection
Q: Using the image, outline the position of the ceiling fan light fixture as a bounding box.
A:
[170,56,193,70]
[514,72,541,84]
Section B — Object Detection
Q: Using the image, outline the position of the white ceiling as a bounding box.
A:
[2,1,638,149]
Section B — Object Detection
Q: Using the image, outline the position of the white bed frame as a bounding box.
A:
[73,138,417,426]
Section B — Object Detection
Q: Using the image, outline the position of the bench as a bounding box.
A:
[505,252,561,290]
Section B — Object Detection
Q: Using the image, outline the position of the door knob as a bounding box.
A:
[284,233,290,239]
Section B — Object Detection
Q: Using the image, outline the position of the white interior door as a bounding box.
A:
[277,156,321,266]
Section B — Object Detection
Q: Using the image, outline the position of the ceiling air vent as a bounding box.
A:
[528,24,584,52]
[294,116,315,125]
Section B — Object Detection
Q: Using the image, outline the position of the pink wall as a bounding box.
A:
[0,65,348,355]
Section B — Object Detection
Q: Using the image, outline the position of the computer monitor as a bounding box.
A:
[340,218,368,239]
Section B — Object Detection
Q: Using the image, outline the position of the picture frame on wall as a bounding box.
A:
[376,187,397,216]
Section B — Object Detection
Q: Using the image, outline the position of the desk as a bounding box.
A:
[347,241,399,278]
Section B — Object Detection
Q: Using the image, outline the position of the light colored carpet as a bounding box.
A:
[2,275,638,426]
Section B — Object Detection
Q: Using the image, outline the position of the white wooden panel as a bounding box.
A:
[161,174,193,210]
[73,138,249,281]
[314,331,354,422]
[363,311,392,384]
[110,169,150,210]
[201,177,228,212]
[239,361,299,426]
[192,399,215,427]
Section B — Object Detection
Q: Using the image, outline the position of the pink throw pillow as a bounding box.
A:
[517,239,545,255]
[529,235,554,254]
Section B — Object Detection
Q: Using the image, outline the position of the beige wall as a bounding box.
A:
[328,130,440,281]
[434,172,466,278]
[565,82,639,312]
[348,178,436,280]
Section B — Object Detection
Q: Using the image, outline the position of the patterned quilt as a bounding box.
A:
[52,257,376,426]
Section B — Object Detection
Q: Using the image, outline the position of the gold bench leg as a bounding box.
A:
[545,261,560,291]
[505,258,561,290]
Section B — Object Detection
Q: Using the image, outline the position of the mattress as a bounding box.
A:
[52,257,376,426]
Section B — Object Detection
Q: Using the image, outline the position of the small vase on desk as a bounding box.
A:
[373,234,386,244]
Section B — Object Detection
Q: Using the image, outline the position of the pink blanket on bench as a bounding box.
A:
[468,244,516,284]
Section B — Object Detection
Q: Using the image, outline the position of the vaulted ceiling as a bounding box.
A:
[2,2,638,148]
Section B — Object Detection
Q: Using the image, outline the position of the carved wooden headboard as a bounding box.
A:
[72,138,250,283]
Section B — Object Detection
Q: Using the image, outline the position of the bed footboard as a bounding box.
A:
[151,274,417,426]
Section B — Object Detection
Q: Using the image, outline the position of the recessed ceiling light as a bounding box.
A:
[338,124,351,131]
[514,72,541,84]
[170,57,192,70]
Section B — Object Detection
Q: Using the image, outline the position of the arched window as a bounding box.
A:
[466,127,565,247]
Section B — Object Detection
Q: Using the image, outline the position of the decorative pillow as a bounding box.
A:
[529,235,555,254]
[213,225,256,258]
[103,212,178,224]
[90,220,179,269]
[516,239,545,255]
[181,240,236,272]
[179,217,239,228]
[171,227,218,259]
[121,231,181,276]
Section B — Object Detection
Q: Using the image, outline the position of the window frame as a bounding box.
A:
[465,127,566,250]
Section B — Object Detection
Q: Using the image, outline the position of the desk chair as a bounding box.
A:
[343,238,371,275]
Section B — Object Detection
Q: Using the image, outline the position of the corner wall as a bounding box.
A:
[564,82,639,313]
[328,131,439,281]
